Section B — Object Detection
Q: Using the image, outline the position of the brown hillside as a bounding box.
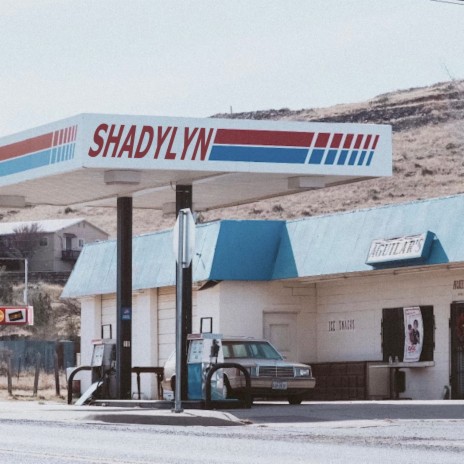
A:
[1,80,463,237]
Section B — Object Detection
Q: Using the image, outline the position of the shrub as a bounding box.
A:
[421,167,435,176]
[272,204,284,213]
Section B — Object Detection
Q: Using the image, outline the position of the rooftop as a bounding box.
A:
[62,194,464,298]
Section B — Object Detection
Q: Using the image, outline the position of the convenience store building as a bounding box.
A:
[63,194,464,401]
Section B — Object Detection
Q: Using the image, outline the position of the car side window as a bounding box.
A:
[234,344,248,357]
[224,343,248,358]
[249,344,259,358]
[222,344,231,358]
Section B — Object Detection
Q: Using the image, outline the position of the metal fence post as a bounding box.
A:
[33,352,41,396]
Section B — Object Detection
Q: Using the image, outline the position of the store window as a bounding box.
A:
[39,237,48,247]
[382,306,434,362]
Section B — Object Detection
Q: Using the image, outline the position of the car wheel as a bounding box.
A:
[288,395,303,405]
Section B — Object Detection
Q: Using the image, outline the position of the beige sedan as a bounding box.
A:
[162,338,316,405]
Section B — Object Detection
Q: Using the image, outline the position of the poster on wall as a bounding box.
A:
[403,306,423,362]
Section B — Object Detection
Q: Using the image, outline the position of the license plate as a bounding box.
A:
[272,380,288,390]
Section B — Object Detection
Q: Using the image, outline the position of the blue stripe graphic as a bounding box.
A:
[324,149,338,165]
[348,150,358,166]
[308,149,325,165]
[366,151,375,166]
[209,145,308,164]
[0,144,75,177]
[357,151,367,165]
[0,149,51,176]
[337,150,349,165]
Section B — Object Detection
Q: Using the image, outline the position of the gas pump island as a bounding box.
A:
[0,113,392,406]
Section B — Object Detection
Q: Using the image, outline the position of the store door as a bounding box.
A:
[263,312,298,361]
[450,302,464,399]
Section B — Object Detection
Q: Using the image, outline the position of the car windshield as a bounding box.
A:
[223,341,283,360]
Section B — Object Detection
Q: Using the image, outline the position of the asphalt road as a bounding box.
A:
[0,400,463,463]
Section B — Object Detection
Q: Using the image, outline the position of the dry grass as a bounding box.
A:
[0,370,68,402]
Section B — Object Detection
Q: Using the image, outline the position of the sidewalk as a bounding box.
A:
[1,399,463,428]
[0,400,244,427]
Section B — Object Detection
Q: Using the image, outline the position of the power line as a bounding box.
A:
[431,0,464,5]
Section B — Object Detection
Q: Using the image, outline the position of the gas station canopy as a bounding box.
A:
[0,114,392,211]
[0,113,392,401]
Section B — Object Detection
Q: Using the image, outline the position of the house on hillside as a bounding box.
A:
[0,218,108,273]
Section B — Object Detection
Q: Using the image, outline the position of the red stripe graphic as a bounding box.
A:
[363,135,372,150]
[214,129,314,147]
[0,133,53,162]
[315,133,330,148]
[343,134,354,149]
[372,134,380,150]
[0,125,78,163]
[354,134,364,149]
[330,133,343,149]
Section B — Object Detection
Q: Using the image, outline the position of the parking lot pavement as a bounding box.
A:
[229,399,464,427]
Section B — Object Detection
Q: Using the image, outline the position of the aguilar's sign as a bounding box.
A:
[366,231,434,266]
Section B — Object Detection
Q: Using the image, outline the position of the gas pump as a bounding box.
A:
[90,339,117,398]
[75,339,117,405]
[187,332,225,401]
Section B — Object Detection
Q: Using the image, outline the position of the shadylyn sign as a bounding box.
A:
[0,114,392,211]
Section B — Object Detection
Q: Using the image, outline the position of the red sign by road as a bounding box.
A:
[0,306,33,325]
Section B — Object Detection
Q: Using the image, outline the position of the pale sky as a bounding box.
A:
[1,0,463,137]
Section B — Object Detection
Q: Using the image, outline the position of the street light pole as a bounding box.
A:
[24,258,28,305]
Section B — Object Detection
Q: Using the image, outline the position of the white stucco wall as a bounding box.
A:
[77,266,464,400]
[215,280,317,363]
[132,289,158,399]
[195,282,221,333]
[78,290,161,398]
[313,267,464,399]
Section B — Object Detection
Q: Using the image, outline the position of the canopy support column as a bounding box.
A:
[116,196,133,399]
[176,184,193,401]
